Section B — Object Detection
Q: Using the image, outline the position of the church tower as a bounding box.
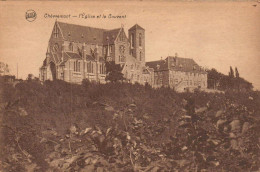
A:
[128,24,145,65]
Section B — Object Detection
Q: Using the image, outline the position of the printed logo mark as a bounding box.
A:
[25,10,37,22]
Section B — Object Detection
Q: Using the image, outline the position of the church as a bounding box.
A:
[40,21,147,84]
[39,21,207,92]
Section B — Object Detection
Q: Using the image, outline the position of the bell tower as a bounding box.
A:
[128,24,145,65]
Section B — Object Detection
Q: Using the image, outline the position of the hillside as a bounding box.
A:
[0,79,260,171]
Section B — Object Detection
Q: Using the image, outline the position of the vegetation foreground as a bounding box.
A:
[0,79,260,171]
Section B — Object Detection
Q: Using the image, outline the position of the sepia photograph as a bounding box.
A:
[0,1,260,171]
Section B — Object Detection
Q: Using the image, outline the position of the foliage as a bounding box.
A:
[0,78,259,171]
[105,61,125,83]
[207,68,253,91]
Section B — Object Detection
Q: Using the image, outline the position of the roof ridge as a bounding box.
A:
[129,24,145,31]
[57,21,107,31]
[105,28,121,32]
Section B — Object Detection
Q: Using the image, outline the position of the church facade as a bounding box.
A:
[40,21,146,84]
[40,21,207,92]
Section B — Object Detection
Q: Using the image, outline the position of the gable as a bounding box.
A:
[103,28,121,45]
[50,22,64,41]
[115,28,128,43]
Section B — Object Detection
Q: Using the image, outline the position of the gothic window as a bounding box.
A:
[53,43,59,53]
[103,47,106,55]
[53,24,59,38]
[139,52,142,61]
[109,45,112,53]
[100,64,104,74]
[139,33,142,46]
[119,32,125,42]
[87,62,91,73]
[131,33,134,48]
[69,42,73,52]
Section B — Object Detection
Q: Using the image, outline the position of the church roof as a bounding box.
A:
[65,52,82,59]
[57,21,122,45]
[129,24,145,31]
[57,21,105,44]
[103,28,121,45]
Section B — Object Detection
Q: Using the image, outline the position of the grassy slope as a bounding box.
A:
[0,79,260,171]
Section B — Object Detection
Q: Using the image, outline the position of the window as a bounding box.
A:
[74,61,80,72]
[69,42,73,52]
[103,47,106,55]
[53,43,59,53]
[139,33,142,46]
[139,52,142,61]
[100,64,105,74]
[130,50,134,56]
[109,45,112,54]
[87,62,91,73]
[131,33,134,48]
[119,32,125,41]
[61,72,64,80]
[53,24,59,38]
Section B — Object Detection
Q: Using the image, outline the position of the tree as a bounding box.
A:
[105,61,125,83]
[0,62,10,76]
[229,66,234,78]
[27,74,33,81]
[207,68,224,89]
[235,67,239,78]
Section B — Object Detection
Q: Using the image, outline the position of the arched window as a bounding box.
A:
[131,33,134,48]
[53,24,59,38]
[69,42,73,52]
[139,33,142,46]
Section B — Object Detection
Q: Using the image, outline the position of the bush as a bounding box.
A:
[0,79,259,171]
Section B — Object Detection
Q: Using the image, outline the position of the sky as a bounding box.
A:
[0,1,260,89]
